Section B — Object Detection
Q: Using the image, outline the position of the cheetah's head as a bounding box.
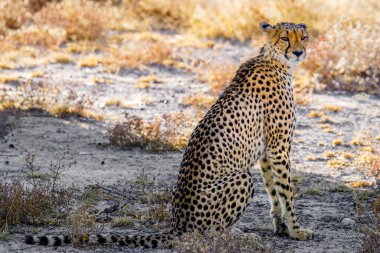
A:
[259,22,309,65]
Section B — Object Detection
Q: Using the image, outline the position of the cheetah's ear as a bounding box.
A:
[297,23,307,30]
[259,22,273,32]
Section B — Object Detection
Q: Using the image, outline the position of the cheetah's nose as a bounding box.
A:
[293,51,303,57]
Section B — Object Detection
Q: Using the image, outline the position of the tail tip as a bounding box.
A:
[25,235,34,244]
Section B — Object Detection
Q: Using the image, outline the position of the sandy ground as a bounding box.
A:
[0,39,379,253]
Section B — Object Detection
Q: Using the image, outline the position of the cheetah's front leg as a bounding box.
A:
[259,155,286,235]
[266,147,313,240]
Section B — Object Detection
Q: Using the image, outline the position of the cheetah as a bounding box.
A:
[25,21,313,248]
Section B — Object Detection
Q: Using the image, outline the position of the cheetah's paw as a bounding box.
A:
[290,228,313,240]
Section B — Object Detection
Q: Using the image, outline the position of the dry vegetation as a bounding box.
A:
[1,0,378,92]
[0,149,73,233]
[172,229,268,253]
[109,112,194,152]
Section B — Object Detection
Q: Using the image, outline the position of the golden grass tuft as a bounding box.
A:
[0,75,19,84]
[307,110,325,118]
[30,72,44,78]
[104,40,174,72]
[323,127,335,134]
[182,94,216,110]
[51,52,73,64]
[342,152,355,160]
[351,139,364,146]
[136,75,164,88]
[197,62,237,94]
[77,55,102,68]
[104,99,125,108]
[324,151,338,158]
[323,105,343,112]
[349,181,372,188]
[92,77,113,84]
[327,159,350,169]
[356,151,380,179]
[332,139,344,146]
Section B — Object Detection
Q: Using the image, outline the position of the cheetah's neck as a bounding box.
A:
[259,46,295,75]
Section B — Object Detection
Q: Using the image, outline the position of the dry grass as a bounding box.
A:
[66,203,97,246]
[104,99,125,108]
[109,112,193,152]
[332,139,344,146]
[182,94,216,110]
[0,75,19,84]
[303,22,380,94]
[0,149,73,229]
[0,179,70,227]
[104,40,175,72]
[0,0,379,95]
[51,52,73,64]
[77,55,103,68]
[356,151,380,179]
[136,75,164,88]
[172,229,267,253]
[307,110,325,118]
[34,0,108,42]
[327,159,350,169]
[197,63,237,94]
[349,181,372,188]
[111,217,134,228]
[323,105,343,112]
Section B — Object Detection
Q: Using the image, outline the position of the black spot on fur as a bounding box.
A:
[111,235,117,242]
[39,236,49,246]
[25,235,34,244]
[151,239,158,248]
[53,236,62,246]
[63,235,70,244]
[97,235,106,244]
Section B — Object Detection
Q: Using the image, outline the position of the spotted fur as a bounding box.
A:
[25,21,312,248]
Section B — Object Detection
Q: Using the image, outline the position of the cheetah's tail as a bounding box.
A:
[25,229,182,248]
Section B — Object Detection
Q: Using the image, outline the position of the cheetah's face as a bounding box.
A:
[260,22,309,65]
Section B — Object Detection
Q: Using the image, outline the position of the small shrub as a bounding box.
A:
[303,22,380,94]
[197,62,237,94]
[109,112,192,152]
[103,40,174,72]
[0,149,73,228]
[0,179,70,227]
[34,0,106,42]
[303,187,323,196]
[332,139,343,146]
[111,217,134,228]
[66,203,97,246]
[323,105,343,112]
[145,204,171,225]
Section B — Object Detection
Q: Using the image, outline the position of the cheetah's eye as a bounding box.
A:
[301,36,308,41]
[280,37,289,42]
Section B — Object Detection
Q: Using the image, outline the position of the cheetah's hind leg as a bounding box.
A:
[209,171,255,230]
